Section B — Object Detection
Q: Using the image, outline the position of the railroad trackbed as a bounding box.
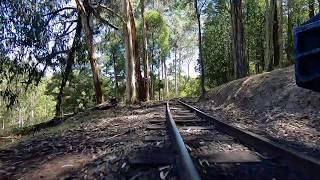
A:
[128,100,320,180]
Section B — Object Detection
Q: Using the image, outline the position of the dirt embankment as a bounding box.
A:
[197,66,320,158]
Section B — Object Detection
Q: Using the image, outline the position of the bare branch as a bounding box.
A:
[98,4,125,23]
[92,10,119,30]
[44,7,77,17]
[75,0,86,13]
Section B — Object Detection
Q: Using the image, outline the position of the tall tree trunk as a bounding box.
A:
[257,35,265,73]
[178,49,182,86]
[187,63,190,79]
[55,17,82,117]
[112,48,119,101]
[2,118,4,130]
[158,57,162,100]
[286,0,294,64]
[309,0,315,18]
[265,0,274,71]
[194,0,205,95]
[127,0,143,102]
[123,0,138,103]
[161,58,164,100]
[150,63,154,100]
[150,36,155,100]
[230,0,247,78]
[278,0,284,67]
[18,107,23,128]
[273,0,280,67]
[174,46,178,97]
[1,101,4,130]
[141,0,150,101]
[78,8,104,104]
[163,59,169,99]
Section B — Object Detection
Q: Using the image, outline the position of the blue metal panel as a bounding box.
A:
[294,13,320,91]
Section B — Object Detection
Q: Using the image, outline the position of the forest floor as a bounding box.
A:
[0,102,170,180]
[194,66,320,158]
[1,66,320,179]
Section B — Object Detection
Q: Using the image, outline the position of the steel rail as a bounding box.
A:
[165,102,201,180]
[179,100,320,180]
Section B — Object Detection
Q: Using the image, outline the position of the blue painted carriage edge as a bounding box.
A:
[294,13,320,92]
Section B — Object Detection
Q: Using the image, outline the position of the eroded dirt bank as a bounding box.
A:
[195,66,320,158]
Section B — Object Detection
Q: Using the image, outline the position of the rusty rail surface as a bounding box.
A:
[165,102,201,180]
[179,100,320,179]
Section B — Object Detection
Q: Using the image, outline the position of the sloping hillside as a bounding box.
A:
[197,66,320,158]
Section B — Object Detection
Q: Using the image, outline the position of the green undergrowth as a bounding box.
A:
[0,107,124,148]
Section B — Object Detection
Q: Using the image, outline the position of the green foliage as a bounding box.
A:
[0,80,55,132]
[145,10,170,60]
[179,76,201,97]
[100,30,126,101]
[0,0,77,107]
[244,0,265,72]
[203,1,233,88]
[47,67,113,113]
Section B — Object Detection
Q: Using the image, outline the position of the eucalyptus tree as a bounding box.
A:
[203,1,233,87]
[55,16,82,116]
[286,0,294,64]
[1,0,124,115]
[244,0,265,73]
[193,0,207,95]
[0,0,78,108]
[100,30,126,102]
[140,0,150,101]
[122,0,140,103]
[168,6,197,97]
[230,0,247,78]
[75,0,120,104]
[145,10,170,99]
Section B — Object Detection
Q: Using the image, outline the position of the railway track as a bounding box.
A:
[133,100,319,179]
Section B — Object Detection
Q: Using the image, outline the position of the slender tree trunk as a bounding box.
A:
[112,48,119,101]
[224,37,231,78]
[126,0,143,101]
[81,13,104,104]
[158,56,161,100]
[1,101,4,130]
[278,0,284,67]
[178,49,182,86]
[55,17,82,117]
[2,118,4,130]
[150,37,155,100]
[256,35,265,73]
[18,107,23,128]
[194,0,205,94]
[309,0,315,18]
[187,63,190,79]
[286,0,294,64]
[161,59,164,100]
[273,0,280,67]
[141,0,150,101]
[150,63,154,100]
[164,59,169,99]
[228,32,234,78]
[230,0,247,78]
[264,0,274,71]
[123,0,138,103]
[174,47,178,97]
